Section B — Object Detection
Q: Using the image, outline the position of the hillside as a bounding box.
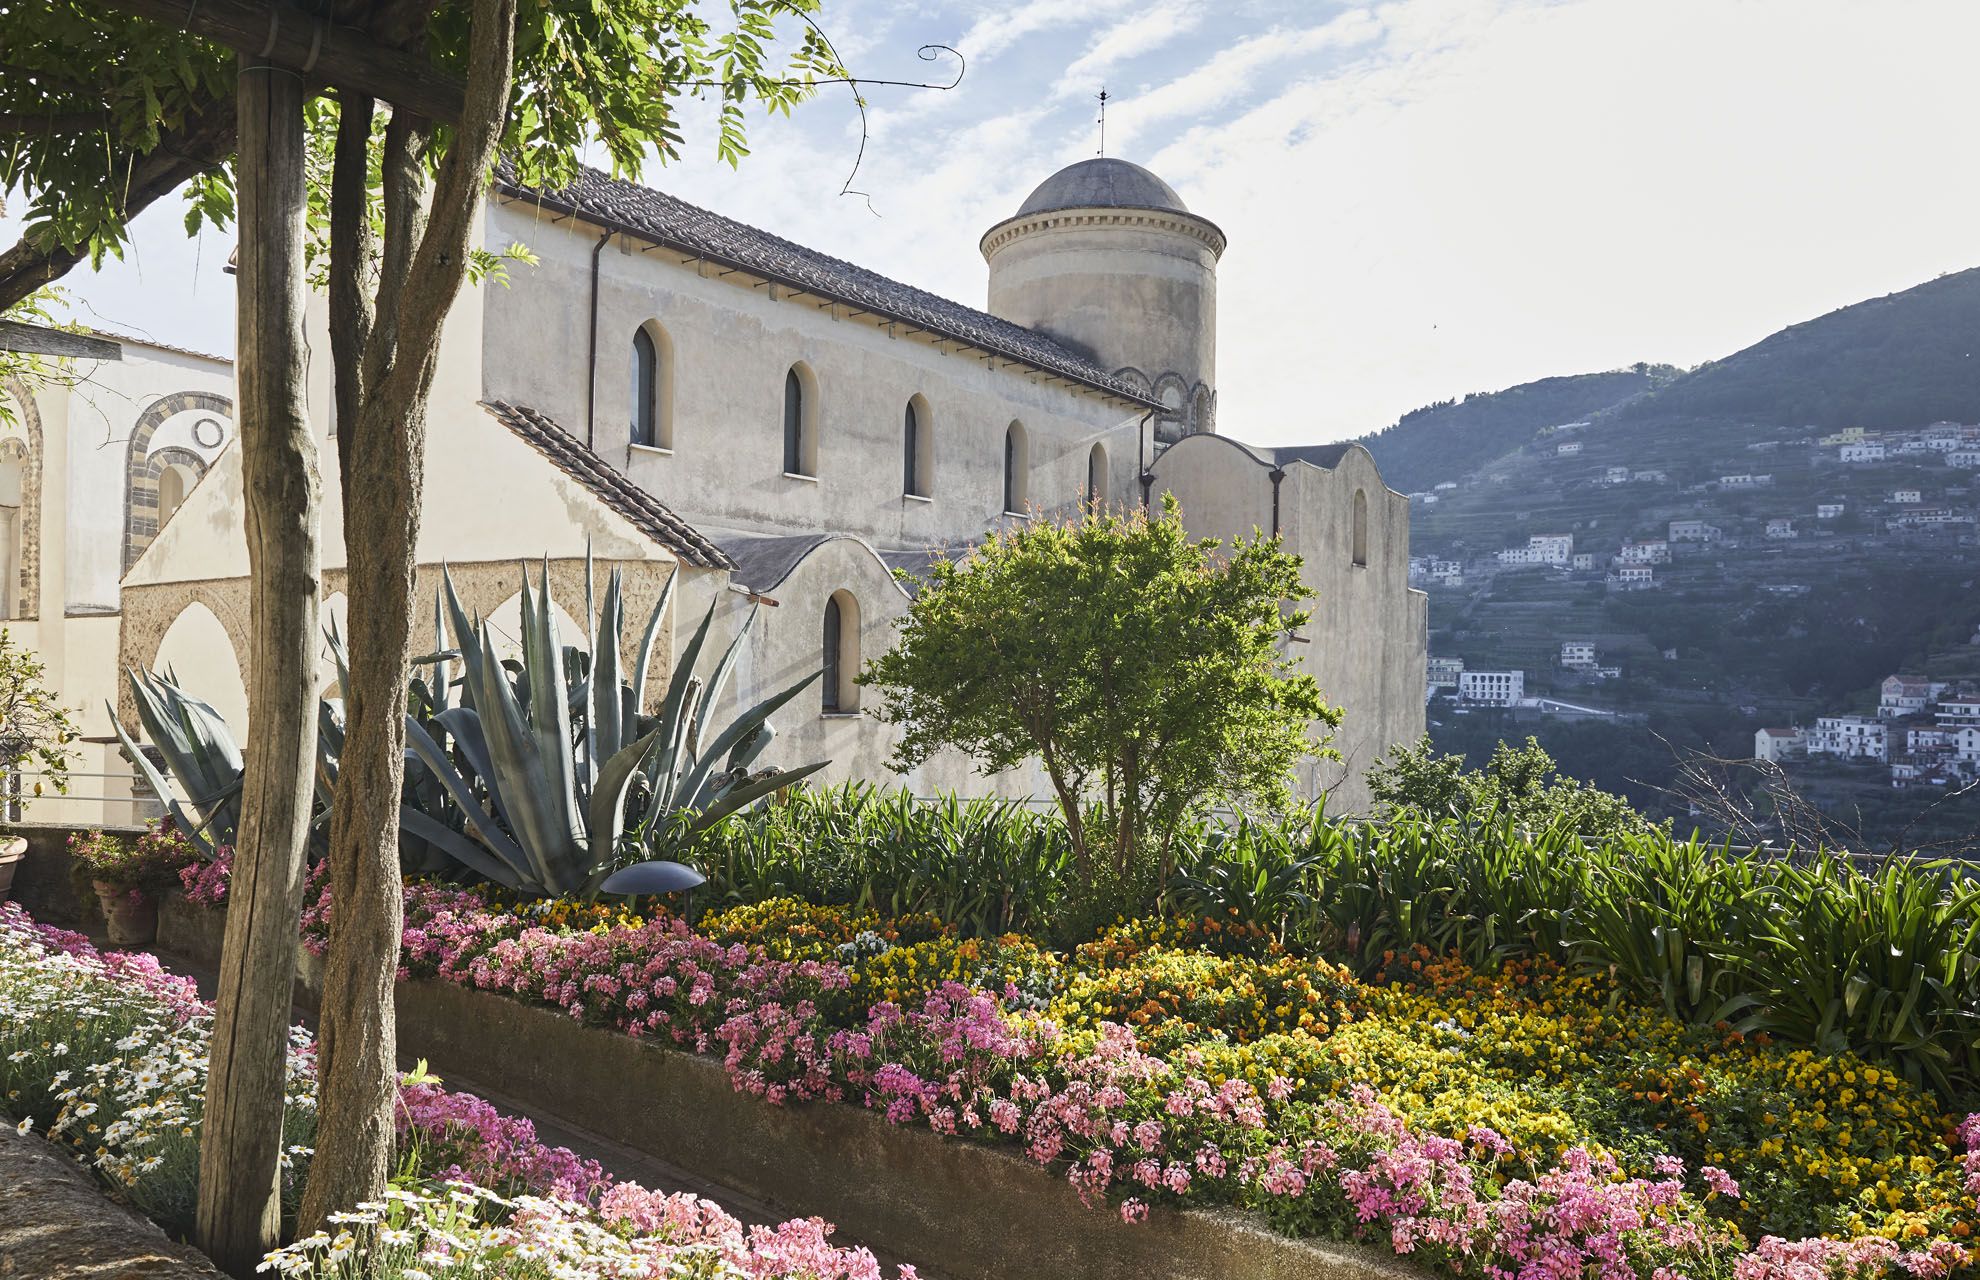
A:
[1353,366,1677,494]
[1361,266,1980,848]
[1620,267,1980,430]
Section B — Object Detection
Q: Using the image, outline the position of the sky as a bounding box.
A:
[9,0,1980,444]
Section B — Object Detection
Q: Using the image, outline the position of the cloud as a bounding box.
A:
[1053,2,1210,100]
[1106,9,1383,151]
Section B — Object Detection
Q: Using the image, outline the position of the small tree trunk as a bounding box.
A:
[196,53,321,1279]
[299,0,516,1231]
[297,388,423,1230]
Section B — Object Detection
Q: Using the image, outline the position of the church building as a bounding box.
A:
[10,155,1427,816]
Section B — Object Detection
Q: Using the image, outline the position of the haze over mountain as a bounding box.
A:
[1357,266,1980,495]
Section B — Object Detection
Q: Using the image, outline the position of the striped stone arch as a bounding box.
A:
[124,390,232,573]
[1,378,42,620]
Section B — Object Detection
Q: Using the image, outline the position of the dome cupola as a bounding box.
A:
[983,158,1224,443]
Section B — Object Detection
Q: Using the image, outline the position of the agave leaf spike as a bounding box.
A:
[682,760,831,841]
[689,603,758,760]
[465,616,572,893]
[628,566,678,728]
[398,805,524,890]
[403,714,535,883]
[677,671,821,813]
[106,697,216,857]
[584,725,667,894]
[591,567,626,768]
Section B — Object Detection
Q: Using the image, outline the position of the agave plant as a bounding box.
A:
[366,558,827,899]
[107,668,245,858]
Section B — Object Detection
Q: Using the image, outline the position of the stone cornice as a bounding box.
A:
[979,206,1227,260]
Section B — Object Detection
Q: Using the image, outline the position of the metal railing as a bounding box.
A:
[2,767,164,825]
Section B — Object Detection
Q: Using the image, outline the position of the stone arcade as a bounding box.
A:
[5,156,1426,814]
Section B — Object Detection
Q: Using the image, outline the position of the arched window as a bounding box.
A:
[1351,489,1369,567]
[1086,443,1108,508]
[630,326,663,448]
[1003,421,1029,514]
[783,364,816,477]
[903,397,932,497]
[157,462,195,527]
[822,590,860,712]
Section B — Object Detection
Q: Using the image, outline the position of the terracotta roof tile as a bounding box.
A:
[493,166,1157,409]
[481,401,732,569]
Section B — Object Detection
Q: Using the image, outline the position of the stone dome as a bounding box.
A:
[1015,158,1187,217]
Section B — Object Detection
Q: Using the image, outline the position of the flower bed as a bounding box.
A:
[162,867,1980,1280]
[0,904,916,1279]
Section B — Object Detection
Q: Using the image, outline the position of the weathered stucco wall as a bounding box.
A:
[1147,436,1426,812]
[477,198,1147,551]
[982,207,1221,438]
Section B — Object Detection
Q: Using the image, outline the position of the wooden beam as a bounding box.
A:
[0,322,122,360]
[85,0,465,122]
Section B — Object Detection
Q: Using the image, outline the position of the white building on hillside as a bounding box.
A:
[1816,503,1845,520]
[1557,441,1582,456]
[1948,449,1980,468]
[1668,520,1721,542]
[1618,539,1669,564]
[1458,670,1524,705]
[1427,656,1464,689]
[1812,716,1889,761]
[1561,641,1596,668]
[1880,675,1950,717]
[1719,473,1772,488]
[1765,517,1797,539]
[1892,489,1922,504]
[1841,442,1885,462]
[1754,726,1805,762]
[1937,697,1980,728]
[1610,565,1655,590]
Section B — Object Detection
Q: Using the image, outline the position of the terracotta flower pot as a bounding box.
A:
[92,879,158,947]
[0,836,24,902]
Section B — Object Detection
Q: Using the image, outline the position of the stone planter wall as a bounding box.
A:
[156,898,1421,1280]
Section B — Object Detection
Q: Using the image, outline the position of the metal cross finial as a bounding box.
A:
[1096,86,1109,157]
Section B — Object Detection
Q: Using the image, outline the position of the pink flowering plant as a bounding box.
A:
[169,856,1980,1279]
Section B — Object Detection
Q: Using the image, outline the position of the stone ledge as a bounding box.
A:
[0,1128,223,1278]
[157,897,1424,1280]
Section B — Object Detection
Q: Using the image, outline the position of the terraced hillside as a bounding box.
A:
[1356,268,1980,843]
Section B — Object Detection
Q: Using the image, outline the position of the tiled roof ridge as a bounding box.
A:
[491,164,1158,409]
[480,400,733,570]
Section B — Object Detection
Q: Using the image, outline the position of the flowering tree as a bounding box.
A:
[861,497,1338,917]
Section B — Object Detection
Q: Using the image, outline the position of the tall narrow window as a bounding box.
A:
[903,401,922,496]
[821,590,860,712]
[784,369,804,474]
[631,327,658,447]
[1352,489,1369,567]
[1087,443,1107,508]
[157,463,192,527]
[821,594,842,711]
[1003,421,1028,513]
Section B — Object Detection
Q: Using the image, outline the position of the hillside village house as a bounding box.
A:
[1892,489,1923,504]
[1458,670,1524,706]
[1668,520,1721,542]
[1938,697,1980,729]
[1765,518,1797,539]
[1617,539,1669,565]
[4,156,1428,816]
[1426,656,1464,689]
[1719,474,1771,489]
[1818,427,1866,447]
[1880,676,1951,718]
[1753,726,1806,762]
[1812,716,1890,762]
[1560,642,1596,668]
[1497,533,1572,566]
[1841,442,1886,462]
[1610,565,1655,590]
[1816,503,1845,519]
[1949,449,1980,468]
